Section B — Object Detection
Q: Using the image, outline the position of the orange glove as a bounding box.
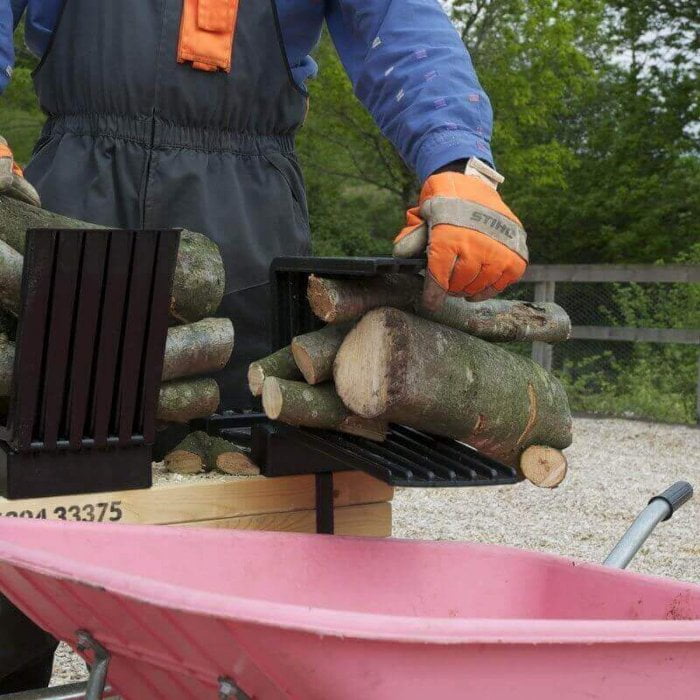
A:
[0,137,41,207]
[394,160,527,310]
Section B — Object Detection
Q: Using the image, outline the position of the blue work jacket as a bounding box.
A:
[0,0,494,181]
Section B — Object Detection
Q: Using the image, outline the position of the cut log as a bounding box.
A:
[307,273,422,324]
[0,195,225,322]
[520,445,568,488]
[157,378,220,424]
[416,298,571,343]
[0,239,22,316]
[161,318,234,381]
[248,346,302,397]
[262,377,387,442]
[334,307,572,465]
[291,323,351,384]
[164,432,207,474]
[164,430,260,475]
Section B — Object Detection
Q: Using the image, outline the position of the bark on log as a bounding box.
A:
[291,323,351,384]
[164,430,260,475]
[156,378,220,423]
[416,298,571,343]
[520,445,568,488]
[0,238,22,316]
[161,318,234,381]
[262,377,387,442]
[0,334,13,396]
[334,307,572,465]
[248,346,302,397]
[307,273,422,324]
[0,195,225,322]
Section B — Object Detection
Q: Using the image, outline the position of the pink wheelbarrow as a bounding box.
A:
[0,482,697,700]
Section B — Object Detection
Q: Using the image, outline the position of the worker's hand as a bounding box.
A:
[394,168,527,311]
[0,137,41,207]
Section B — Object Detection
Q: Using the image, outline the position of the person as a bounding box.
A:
[0,0,528,691]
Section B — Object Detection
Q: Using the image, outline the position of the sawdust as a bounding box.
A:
[49,417,699,686]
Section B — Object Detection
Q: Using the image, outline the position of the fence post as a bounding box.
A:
[532,281,556,371]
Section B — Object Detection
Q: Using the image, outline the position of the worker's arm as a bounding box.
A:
[322,0,527,304]
[0,0,20,93]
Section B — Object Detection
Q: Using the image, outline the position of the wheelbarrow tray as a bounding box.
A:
[0,518,698,699]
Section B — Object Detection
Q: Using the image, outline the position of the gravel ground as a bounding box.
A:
[50,417,699,686]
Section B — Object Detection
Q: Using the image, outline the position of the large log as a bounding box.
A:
[0,195,225,322]
[291,323,350,384]
[0,239,22,316]
[262,377,387,442]
[334,307,572,465]
[307,273,422,324]
[156,378,220,423]
[416,298,571,343]
[248,346,302,397]
[0,334,13,396]
[162,318,234,381]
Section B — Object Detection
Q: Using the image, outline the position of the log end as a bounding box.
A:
[164,450,205,475]
[261,376,285,420]
[216,453,261,476]
[290,343,318,385]
[520,445,568,489]
[334,307,406,419]
[307,275,337,323]
[248,363,266,397]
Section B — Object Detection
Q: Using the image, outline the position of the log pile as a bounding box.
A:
[0,196,256,475]
[252,272,574,488]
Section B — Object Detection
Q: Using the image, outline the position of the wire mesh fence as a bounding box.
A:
[505,266,700,425]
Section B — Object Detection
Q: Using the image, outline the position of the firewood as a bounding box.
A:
[291,323,351,384]
[157,378,220,423]
[161,318,234,381]
[164,430,260,475]
[520,445,568,488]
[248,346,301,397]
[0,195,225,323]
[307,273,422,324]
[334,307,572,465]
[416,298,571,343]
[262,377,387,442]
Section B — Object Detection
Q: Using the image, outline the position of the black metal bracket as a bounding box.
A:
[0,228,180,499]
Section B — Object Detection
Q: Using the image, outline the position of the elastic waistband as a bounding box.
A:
[43,113,296,154]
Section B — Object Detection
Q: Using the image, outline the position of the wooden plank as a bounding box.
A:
[571,326,700,345]
[176,502,392,537]
[522,264,700,284]
[0,471,393,525]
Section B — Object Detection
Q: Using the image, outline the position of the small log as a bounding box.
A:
[291,323,351,384]
[307,273,422,324]
[157,378,220,423]
[520,445,568,488]
[164,430,260,475]
[162,318,234,381]
[0,195,225,322]
[416,298,571,343]
[262,377,387,442]
[248,346,302,397]
[164,432,207,474]
[334,307,572,465]
[0,239,22,316]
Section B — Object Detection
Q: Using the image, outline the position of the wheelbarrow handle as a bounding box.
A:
[603,481,694,570]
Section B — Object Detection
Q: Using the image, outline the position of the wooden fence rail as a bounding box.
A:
[519,264,700,422]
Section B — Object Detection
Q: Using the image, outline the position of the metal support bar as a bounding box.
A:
[218,677,250,700]
[315,472,335,534]
[76,631,110,700]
